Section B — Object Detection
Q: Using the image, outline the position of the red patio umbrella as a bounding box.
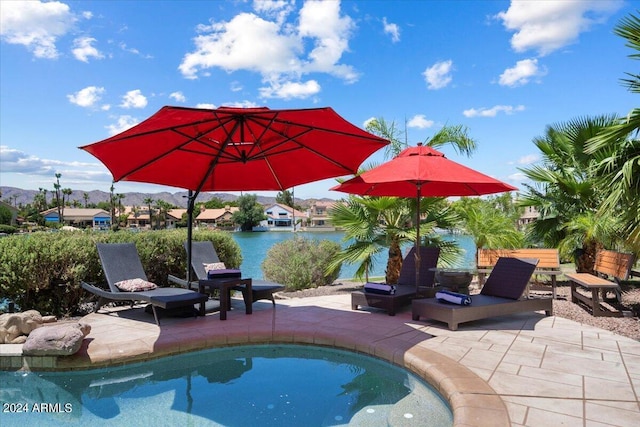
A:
[80,105,388,280]
[331,143,517,291]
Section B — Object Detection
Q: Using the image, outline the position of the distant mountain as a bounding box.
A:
[0,186,336,209]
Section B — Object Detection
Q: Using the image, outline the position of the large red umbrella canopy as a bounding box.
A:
[80,105,388,192]
[331,143,517,291]
[81,105,388,282]
[331,144,517,197]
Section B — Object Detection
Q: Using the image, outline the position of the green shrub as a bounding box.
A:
[0,229,241,317]
[261,237,342,291]
[0,225,17,234]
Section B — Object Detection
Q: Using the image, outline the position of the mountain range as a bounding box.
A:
[0,186,336,209]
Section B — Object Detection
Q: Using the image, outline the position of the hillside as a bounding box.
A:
[0,186,336,209]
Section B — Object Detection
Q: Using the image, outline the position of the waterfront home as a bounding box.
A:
[258,203,307,231]
[196,205,238,228]
[41,207,111,230]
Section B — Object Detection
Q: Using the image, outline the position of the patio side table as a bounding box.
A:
[198,278,252,320]
[429,268,475,295]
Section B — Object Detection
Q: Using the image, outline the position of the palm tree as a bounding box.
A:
[586,12,640,250]
[83,192,89,208]
[456,201,523,257]
[518,115,621,271]
[143,197,155,229]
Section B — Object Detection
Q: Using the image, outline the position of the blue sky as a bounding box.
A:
[0,0,636,202]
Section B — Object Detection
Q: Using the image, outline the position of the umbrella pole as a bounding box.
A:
[186,190,195,284]
[415,185,421,295]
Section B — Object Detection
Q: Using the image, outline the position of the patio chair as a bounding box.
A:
[351,246,441,316]
[412,257,553,330]
[81,243,209,325]
[169,241,285,306]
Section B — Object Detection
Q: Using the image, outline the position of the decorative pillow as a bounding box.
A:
[203,262,226,273]
[115,278,157,292]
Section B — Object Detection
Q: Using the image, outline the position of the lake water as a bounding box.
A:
[232,231,476,280]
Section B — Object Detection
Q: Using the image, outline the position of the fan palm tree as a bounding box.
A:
[519,115,621,271]
[586,12,640,250]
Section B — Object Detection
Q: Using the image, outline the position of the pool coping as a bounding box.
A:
[1,299,510,427]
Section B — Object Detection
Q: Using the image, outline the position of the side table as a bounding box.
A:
[198,278,252,320]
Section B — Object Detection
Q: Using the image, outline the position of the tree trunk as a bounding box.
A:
[385,239,403,284]
[575,239,602,274]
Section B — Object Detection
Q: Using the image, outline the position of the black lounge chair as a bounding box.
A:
[351,246,441,316]
[412,257,553,330]
[170,241,285,306]
[81,243,209,325]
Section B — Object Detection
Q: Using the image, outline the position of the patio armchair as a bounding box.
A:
[81,243,209,326]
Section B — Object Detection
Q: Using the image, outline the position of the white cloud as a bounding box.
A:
[382,17,400,43]
[72,36,104,62]
[221,100,260,108]
[169,91,186,103]
[0,145,96,175]
[230,81,243,92]
[195,103,216,109]
[499,58,546,87]
[518,154,539,165]
[259,79,320,100]
[407,115,434,129]
[106,115,138,135]
[67,86,105,108]
[178,2,357,99]
[423,60,453,90]
[496,0,623,56]
[463,105,525,118]
[120,90,148,109]
[0,0,77,59]
[508,172,528,182]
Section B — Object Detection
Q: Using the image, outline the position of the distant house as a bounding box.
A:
[305,200,340,230]
[41,207,111,229]
[166,208,187,228]
[259,203,307,231]
[518,205,540,229]
[196,206,238,228]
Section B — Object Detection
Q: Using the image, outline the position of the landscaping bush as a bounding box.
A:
[0,229,241,317]
[261,237,342,291]
[0,224,18,234]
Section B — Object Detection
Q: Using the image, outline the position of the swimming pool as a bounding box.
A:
[0,344,452,426]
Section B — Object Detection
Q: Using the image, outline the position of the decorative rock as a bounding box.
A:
[0,310,45,344]
[22,323,91,356]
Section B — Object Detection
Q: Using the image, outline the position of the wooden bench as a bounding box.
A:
[564,250,636,317]
[477,248,561,298]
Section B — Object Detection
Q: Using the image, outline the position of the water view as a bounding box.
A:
[232,231,476,280]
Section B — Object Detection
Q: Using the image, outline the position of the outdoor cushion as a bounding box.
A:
[364,283,396,295]
[115,278,157,292]
[436,290,471,305]
[204,262,227,272]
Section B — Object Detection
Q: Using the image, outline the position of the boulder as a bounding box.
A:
[0,310,45,344]
[22,323,91,356]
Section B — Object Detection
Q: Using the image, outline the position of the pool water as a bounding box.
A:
[0,345,452,426]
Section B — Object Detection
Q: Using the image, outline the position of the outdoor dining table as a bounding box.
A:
[198,278,252,320]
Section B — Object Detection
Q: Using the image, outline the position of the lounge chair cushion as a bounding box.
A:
[480,257,538,300]
[115,278,157,292]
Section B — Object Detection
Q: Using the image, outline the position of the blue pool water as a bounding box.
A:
[0,345,453,426]
[233,231,475,280]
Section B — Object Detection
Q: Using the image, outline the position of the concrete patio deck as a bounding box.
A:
[2,293,639,426]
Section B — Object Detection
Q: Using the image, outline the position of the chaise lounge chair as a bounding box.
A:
[81,243,209,325]
[170,241,285,307]
[351,246,441,316]
[412,257,553,330]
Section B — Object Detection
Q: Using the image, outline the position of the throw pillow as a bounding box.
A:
[203,262,226,273]
[115,278,157,292]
